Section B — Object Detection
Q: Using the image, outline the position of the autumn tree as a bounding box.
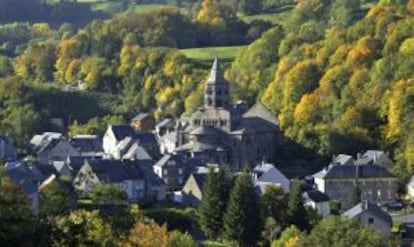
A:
[122,220,171,247]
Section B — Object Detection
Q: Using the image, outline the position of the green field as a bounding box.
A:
[180,46,247,61]
[240,5,294,25]
[117,4,173,17]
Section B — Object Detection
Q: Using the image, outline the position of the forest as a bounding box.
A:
[0,0,414,179]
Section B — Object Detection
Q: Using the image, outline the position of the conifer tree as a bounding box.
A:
[286,180,310,231]
[199,167,231,239]
[223,171,261,246]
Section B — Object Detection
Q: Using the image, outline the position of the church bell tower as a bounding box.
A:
[204,57,230,108]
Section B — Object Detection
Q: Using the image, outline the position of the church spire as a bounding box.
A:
[204,57,229,108]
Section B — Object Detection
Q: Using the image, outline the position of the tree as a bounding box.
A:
[51,209,115,247]
[90,183,127,204]
[0,167,36,247]
[223,171,261,246]
[271,225,303,247]
[305,216,385,247]
[0,99,41,147]
[199,167,231,239]
[122,220,171,247]
[39,181,75,218]
[286,181,309,231]
[170,231,198,247]
[260,185,288,227]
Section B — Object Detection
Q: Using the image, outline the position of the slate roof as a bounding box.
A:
[123,144,152,161]
[132,113,150,121]
[155,154,186,168]
[313,163,395,179]
[333,154,355,165]
[190,126,219,135]
[156,118,173,129]
[304,190,330,203]
[356,150,386,165]
[135,132,157,144]
[206,57,228,85]
[175,141,227,153]
[87,159,144,183]
[110,125,137,141]
[243,101,279,127]
[70,135,102,152]
[343,201,392,225]
[67,156,102,172]
[192,173,207,191]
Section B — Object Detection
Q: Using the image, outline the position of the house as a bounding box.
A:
[73,159,146,202]
[356,150,393,169]
[332,154,355,165]
[303,190,330,217]
[182,173,207,206]
[154,154,190,190]
[159,131,177,155]
[131,113,155,132]
[29,132,79,164]
[73,159,165,202]
[69,135,103,156]
[313,161,398,210]
[174,58,281,169]
[5,161,56,214]
[135,159,166,201]
[155,118,175,137]
[103,125,159,160]
[343,200,392,236]
[0,134,17,161]
[252,163,290,193]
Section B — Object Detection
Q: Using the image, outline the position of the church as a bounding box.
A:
[173,57,281,169]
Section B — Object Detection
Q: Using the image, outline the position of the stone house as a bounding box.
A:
[29,132,79,164]
[313,162,398,210]
[252,162,290,193]
[154,154,190,190]
[103,125,159,160]
[131,113,155,132]
[73,159,165,202]
[303,190,330,218]
[343,201,392,236]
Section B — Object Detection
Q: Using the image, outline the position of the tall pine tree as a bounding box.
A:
[286,180,310,231]
[199,167,231,239]
[223,171,261,246]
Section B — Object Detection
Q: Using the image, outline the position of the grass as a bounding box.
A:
[180,46,247,62]
[116,4,174,17]
[239,5,294,25]
[202,241,233,247]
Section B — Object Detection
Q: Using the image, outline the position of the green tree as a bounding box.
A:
[90,183,127,204]
[50,209,115,247]
[271,225,303,247]
[0,167,36,247]
[170,231,198,247]
[286,181,309,231]
[305,216,385,247]
[39,181,75,218]
[199,167,231,239]
[223,171,261,246]
[0,99,41,147]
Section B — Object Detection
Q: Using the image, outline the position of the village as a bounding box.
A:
[1,59,413,244]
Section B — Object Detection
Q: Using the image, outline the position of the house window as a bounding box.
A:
[164,170,168,176]
[368,217,374,224]
[178,168,183,175]
[377,189,381,198]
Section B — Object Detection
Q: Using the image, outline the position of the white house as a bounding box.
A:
[303,190,331,217]
[252,162,290,193]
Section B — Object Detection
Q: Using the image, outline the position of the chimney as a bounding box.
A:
[357,152,361,160]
